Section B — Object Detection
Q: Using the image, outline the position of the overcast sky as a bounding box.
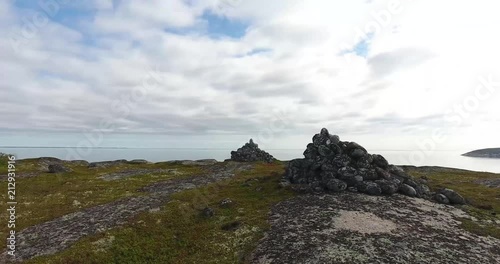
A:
[1,0,499,151]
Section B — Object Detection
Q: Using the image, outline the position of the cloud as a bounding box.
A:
[367,48,435,78]
[1,0,500,150]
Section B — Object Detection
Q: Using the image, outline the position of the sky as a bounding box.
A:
[1,0,500,153]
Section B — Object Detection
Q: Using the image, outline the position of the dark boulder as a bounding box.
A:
[359,168,379,181]
[372,154,389,169]
[347,187,358,193]
[357,181,382,196]
[350,148,366,159]
[440,189,466,205]
[325,179,347,192]
[375,167,391,180]
[376,180,399,195]
[435,194,450,204]
[318,145,333,157]
[399,184,417,197]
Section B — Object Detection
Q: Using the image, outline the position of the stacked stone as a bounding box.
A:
[285,128,464,204]
[230,139,275,163]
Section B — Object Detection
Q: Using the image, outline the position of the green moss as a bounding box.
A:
[0,152,8,170]
[460,218,500,239]
[0,160,203,248]
[27,162,294,264]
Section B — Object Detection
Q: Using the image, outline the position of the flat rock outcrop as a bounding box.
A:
[230,139,275,163]
[284,128,463,204]
[249,193,500,264]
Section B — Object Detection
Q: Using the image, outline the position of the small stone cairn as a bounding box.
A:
[230,139,276,163]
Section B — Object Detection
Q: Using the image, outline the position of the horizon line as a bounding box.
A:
[0,146,468,152]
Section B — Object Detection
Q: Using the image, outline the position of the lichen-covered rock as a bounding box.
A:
[230,139,276,163]
[250,193,500,264]
[284,128,442,200]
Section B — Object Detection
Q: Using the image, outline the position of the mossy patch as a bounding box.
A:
[0,159,204,248]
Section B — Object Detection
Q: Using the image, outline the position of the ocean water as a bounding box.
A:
[2,148,499,173]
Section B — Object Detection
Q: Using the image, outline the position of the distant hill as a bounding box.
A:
[462,148,500,158]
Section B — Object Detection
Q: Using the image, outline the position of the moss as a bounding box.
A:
[0,160,204,248]
[27,162,294,264]
[0,152,8,170]
[460,218,500,239]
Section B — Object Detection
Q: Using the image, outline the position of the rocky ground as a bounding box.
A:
[0,154,499,263]
[0,161,253,262]
[249,193,500,264]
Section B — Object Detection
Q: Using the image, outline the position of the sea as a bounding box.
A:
[2,147,500,173]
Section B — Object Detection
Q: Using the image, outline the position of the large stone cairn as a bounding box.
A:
[284,128,464,204]
[231,139,275,163]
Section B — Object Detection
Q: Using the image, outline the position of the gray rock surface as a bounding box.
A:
[249,193,500,264]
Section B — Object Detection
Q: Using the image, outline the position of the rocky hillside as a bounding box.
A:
[0,143,499,263]
[463,148,500,158]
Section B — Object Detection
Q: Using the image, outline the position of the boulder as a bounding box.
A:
[325,179,347,192]
[347,187,358,193]
[357,181,382,196]
[372,154,389,169]
[440,189,466,205]
[376,180,399,195]
[399,184,417,197]
[435,194,450,204]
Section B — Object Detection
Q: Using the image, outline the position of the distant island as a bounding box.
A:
[462,148,500,158]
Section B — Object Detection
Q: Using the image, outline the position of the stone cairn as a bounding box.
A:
[284,128,465,204]
[230,139,276,163]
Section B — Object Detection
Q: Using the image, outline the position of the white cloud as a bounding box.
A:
[1,0,499,151]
